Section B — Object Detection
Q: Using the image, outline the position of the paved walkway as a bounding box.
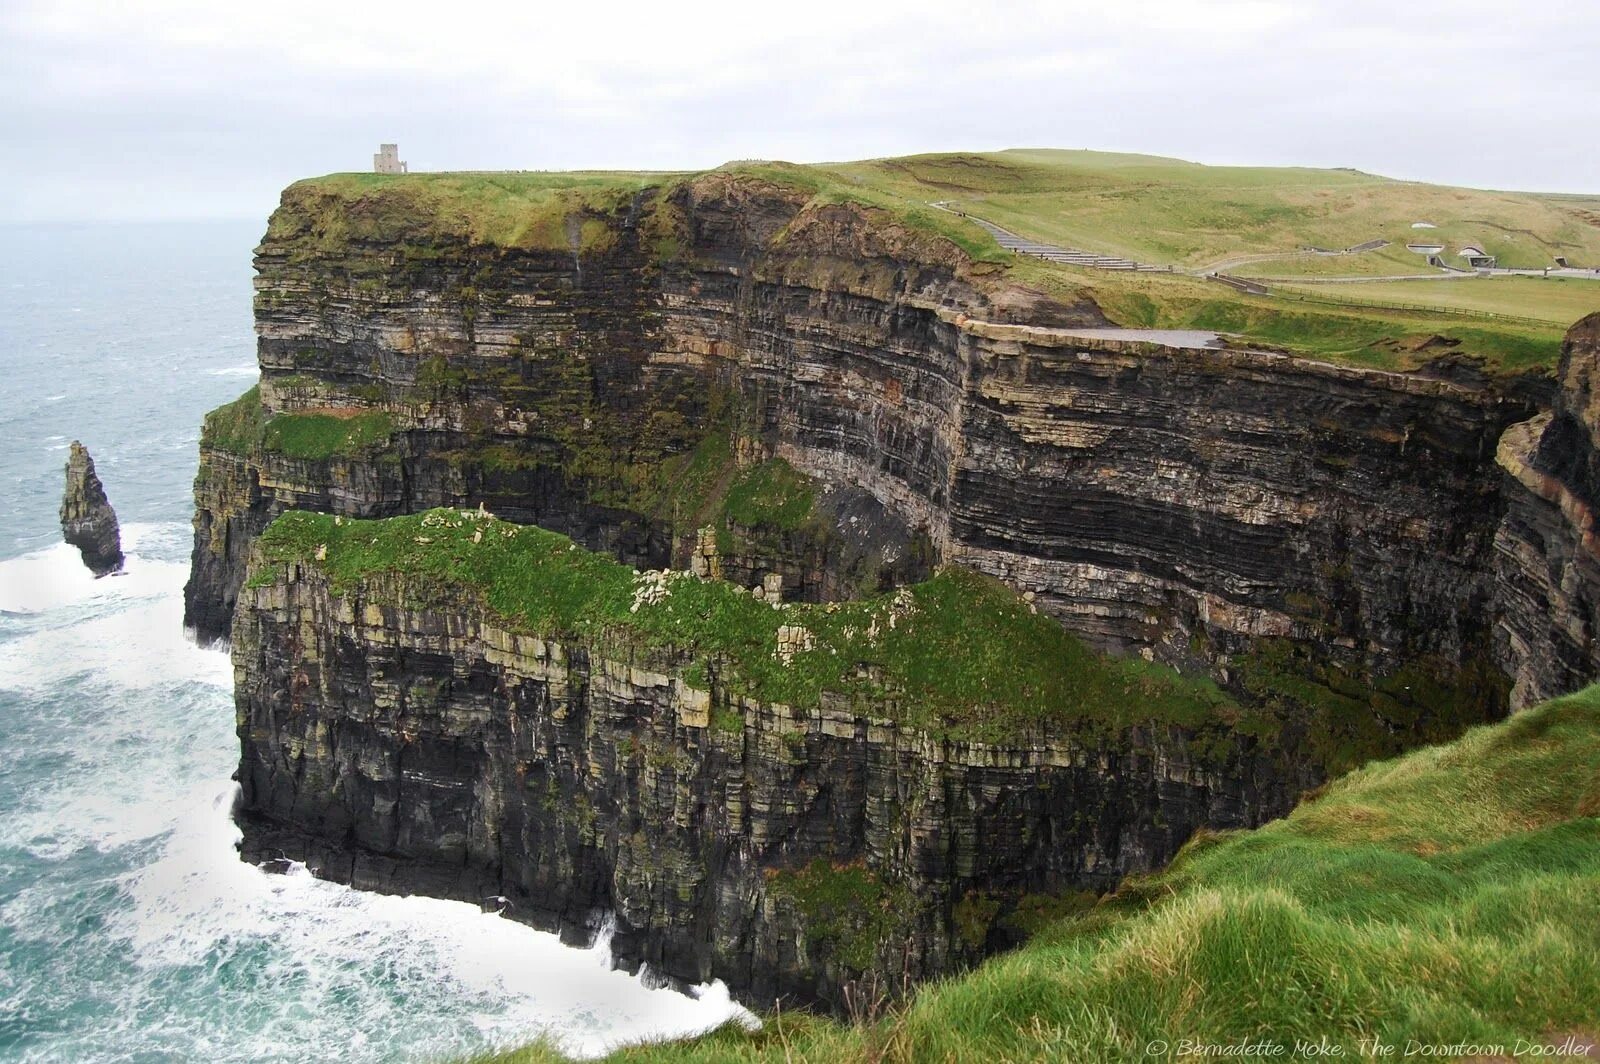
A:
[1048,327,1224,349]
[929,202,1172,273]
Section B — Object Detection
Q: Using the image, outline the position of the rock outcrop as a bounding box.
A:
[61,441,123,577]
[186,173,1534,709]
[1494,312,1600,706]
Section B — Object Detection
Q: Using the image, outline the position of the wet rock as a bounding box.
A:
[60,441,123,577]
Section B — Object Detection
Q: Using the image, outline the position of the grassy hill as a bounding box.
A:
[1273,275,1600,326]
[823,149,1600,273]
[477,686,1600,1063]
[793,150,1600,368]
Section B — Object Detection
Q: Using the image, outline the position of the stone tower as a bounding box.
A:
[373,143,408,174]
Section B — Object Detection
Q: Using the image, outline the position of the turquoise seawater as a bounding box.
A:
[0,222,746,1062]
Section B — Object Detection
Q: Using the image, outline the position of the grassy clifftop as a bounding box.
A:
[273,149,1600,271]
[264,151,1596,371]
[199,385,394,461]
[264,170,683,254]
[252,507,1233,743]
[480,685,1600,1063]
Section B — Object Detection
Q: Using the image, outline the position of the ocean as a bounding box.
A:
[0,221,747,1062]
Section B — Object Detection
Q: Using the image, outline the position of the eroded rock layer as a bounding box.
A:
[189,175,1535,696]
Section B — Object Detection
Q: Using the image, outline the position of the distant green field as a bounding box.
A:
[744,151,1593,370]
[1004,261,1564,372]
[824,149,1600,273]
[1230,245,1443,278]
[1275,275,1600,327]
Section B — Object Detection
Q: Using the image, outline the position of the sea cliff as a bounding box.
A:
[233,510,1308,1009]
[191,168,1600,1010]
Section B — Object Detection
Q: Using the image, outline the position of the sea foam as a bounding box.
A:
[0,521,752,1061]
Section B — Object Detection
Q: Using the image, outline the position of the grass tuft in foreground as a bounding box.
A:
[474,686,1600,1063]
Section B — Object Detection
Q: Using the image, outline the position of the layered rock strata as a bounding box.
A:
[1494,313,1600,706]
[233,545,1311,1010]
[188,174,1536,707]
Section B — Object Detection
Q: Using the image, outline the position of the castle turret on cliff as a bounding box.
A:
[373,143,407,174]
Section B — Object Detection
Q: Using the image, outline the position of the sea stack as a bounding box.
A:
[60,441,124,577]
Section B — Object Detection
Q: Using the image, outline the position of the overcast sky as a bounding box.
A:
[2,0,1596,223]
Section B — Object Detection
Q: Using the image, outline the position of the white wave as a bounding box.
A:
[121,520,192,557]
[0,635,230,859]
[1,516,755,1062]
[110,780,754,1060]
[0,531,232,857]
[0,577,219,695]
[0,523,190,616]
[208,364,259,378]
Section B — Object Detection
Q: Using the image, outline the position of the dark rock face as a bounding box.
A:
[233,564,1312,1011]
[61,441,123,577]
[1494,313,1600,706]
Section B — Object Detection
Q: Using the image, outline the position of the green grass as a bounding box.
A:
[1275,275,1600,327]
[267,169,685,255]
[200,385,395,461]
[279,150,1600,275]
[1229,245,1445,278]
[1023,263,1566,371]
[473,686,1600,1063]
[254,508,1232,742]
[797,150,1589,370]
[716,160,1008,264]
[199,384,265,454]
[767,860,916,972]
[829,149,1600,272]
[721,457,817,531]
[636,427,736,534]
[260,409,394,459]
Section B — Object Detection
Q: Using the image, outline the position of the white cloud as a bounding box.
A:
[0,0,1596,221]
